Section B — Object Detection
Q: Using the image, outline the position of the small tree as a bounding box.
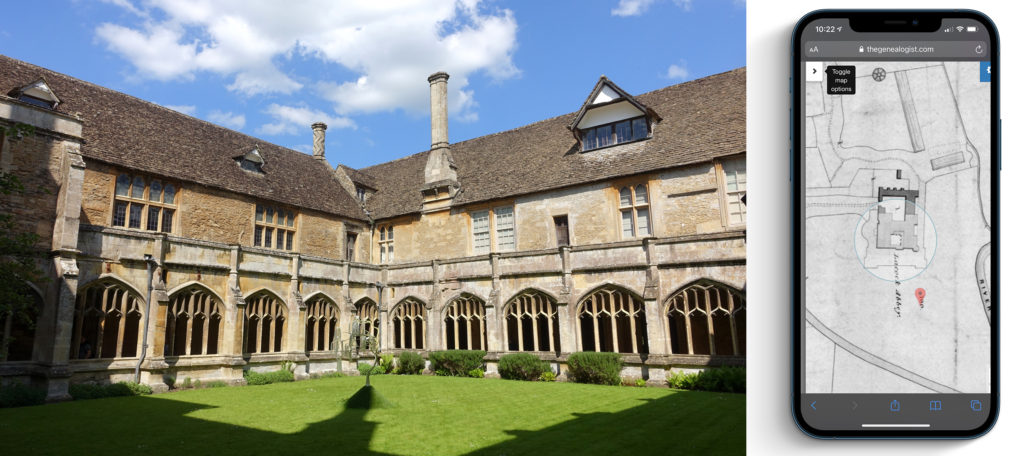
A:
[344,317,382,387]
[0,123,48,362]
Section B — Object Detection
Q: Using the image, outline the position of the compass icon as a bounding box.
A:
[872,67,886,82]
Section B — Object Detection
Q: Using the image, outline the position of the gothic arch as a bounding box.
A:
[71,276,145,359]
[664,279,745,356]
[504,288,560,353]
[1,282,43,362]
[243,289,287,354]
[443,293,487,351]
[304,293,340,352]
[166,283,225,356]
[576,284,649,354]
[390,296,427,350]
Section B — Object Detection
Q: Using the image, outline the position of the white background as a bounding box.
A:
[747,1,1018,453]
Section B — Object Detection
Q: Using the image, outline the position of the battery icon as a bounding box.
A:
[967,26,978,32]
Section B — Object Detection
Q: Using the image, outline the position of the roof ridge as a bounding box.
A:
[355,66,745,173]
[0,54,326,166]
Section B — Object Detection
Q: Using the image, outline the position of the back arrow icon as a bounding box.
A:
[811,401,817,410]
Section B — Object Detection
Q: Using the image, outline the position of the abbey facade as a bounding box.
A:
[0,55,745,400]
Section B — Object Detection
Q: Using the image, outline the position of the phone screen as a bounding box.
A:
[793,12,998,437]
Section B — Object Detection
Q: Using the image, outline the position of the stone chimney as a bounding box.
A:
[424,72,458,186]
[311,122,327,161]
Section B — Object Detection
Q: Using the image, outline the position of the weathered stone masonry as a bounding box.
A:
[0,56,746,399]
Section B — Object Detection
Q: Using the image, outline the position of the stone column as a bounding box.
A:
[42,143,86,401]
[378,267,389,352]
[557,246,576,357]
[227,246,246,358]
[428,260,442,351]
[642,239,668,355]
[288,254,304,357]
[486,253,502,352]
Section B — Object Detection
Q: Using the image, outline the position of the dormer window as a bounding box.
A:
[9,78,60,110]
[356,186,367,203]
[570,76,658,153]
[581,117,648,151]
[236,146,265,174]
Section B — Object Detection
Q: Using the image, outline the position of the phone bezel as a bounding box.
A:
[790,9,1001,439]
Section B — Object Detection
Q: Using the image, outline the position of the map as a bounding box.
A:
[803,61,991,394]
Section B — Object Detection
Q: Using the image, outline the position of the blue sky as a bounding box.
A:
[0,0,745,169]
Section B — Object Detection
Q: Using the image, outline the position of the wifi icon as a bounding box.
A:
[957,26,965,32]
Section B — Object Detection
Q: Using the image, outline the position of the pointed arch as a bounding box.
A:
[443,293,487,351]
[2,281,44,362]
[305,293,340,352]
[665,279,745,356]
[166,283,225,356]
[243,289,287,354]
[72,276,145,359]
[242,287,288,306]
[390,296,427,350]
[576,284,648,354]
[504,288,560,353]
[352,297,379,349]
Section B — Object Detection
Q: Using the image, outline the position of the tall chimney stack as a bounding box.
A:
[424,72,458,185]
[311,122,327,161]
[428,72,449,149]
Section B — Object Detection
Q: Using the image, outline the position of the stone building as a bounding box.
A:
[0,54,745,400]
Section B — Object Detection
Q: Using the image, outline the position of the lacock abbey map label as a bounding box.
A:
[803,61,991,394]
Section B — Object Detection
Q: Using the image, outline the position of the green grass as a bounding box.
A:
[0,375,744,455]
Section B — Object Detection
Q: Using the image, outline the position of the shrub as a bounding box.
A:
[566,352,623,386]
[69,381,151,400]
[428,350,486,377]
[539,371,556,382]
[396,351,426,375]
[357,362,386,376]
[0,382,46,408]
[319,371,347,379]
[182,377,192,389]
[243,367,295,386]
[468,368,484,378]
[636,378,646,387]
[380,354,395,374]
[666,367,745,393]
[498,353,551,381]
[206,380,228,388]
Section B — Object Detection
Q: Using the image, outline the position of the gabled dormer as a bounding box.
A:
[569,76,660,152]
[8,77,60,109]
[235,145,266,174]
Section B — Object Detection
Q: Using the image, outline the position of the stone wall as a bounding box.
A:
[0,129,63,245]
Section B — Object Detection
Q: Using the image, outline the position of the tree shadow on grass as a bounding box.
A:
[464,391,746,456]
[4,385,742,455]
[5,386,397,455]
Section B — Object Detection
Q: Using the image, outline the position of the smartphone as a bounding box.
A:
[791,10,999,438]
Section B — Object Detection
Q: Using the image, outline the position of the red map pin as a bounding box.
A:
[915,288,926,307]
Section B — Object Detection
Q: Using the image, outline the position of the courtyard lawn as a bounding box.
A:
[0,375,744,455]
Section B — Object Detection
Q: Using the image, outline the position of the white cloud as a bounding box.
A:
[665,61,690,80]
[164,104,196,115]
[611,0,692,17]
[99,0,146,17]
[208,110,246,129]
[611,0,656,16]
[257,104,355,136]
[95,0,520,122]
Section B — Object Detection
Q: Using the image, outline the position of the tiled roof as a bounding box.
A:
[360,67,746,219]
[0,55,366,221]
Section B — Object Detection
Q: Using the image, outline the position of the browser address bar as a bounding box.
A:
[805,41,987,59]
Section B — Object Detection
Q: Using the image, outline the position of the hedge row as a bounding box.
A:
[0,382,46,408]
[396,351,426,374]
[69,381,153,400]
[243,368,295,386]
[497,353,551,381]
[667,367,745,393]
[566,352,623,386]
[428,350,486,377]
